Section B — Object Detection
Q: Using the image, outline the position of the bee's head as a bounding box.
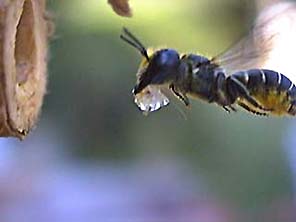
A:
[120,28,180,95]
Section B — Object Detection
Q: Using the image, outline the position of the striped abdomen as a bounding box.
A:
[231,69,296,116]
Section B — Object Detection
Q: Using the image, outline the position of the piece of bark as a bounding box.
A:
[0,0,48,139]
[108,0,132,17]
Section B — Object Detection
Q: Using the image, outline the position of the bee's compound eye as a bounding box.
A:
[137,49,180,89]
[157,49,180,67]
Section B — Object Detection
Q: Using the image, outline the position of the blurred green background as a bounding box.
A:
[1,0,296,221]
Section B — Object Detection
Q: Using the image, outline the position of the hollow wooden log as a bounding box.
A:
[0,0,48,139]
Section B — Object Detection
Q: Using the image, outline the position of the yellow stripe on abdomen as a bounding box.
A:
[252,89,291,115]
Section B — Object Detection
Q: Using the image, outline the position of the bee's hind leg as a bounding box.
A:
[238,102,269,116]
[170,84,190,106]
[227,76,271,112]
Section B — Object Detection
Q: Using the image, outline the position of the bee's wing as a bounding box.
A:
[212,2,296,76]
[212,27,271,75]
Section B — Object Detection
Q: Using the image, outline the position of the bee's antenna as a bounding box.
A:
[120,27,150,62]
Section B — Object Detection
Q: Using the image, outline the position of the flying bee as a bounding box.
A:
[120,4,296,116]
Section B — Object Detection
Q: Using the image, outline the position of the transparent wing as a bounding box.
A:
[212,2,296,76]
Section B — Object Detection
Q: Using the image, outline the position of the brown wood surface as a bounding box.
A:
[0,0,48,139]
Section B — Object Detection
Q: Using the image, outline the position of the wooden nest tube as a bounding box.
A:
[0,0,48,139]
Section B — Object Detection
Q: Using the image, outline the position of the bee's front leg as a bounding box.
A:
[170,84,190,106]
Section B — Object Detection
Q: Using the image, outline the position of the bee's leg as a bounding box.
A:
[227,77,271,112]
[238,102,268,116]
[213,72,237,113]
[170,84,190,106]
[288,101,296,115]
[222,105,237,113]
[222,106,231,113]
[229,105,237,112]
[212,71,227,104]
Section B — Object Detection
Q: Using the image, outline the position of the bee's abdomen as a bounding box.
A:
[232,69,296,116]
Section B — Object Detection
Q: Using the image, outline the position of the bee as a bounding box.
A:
[120,5,296,116]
